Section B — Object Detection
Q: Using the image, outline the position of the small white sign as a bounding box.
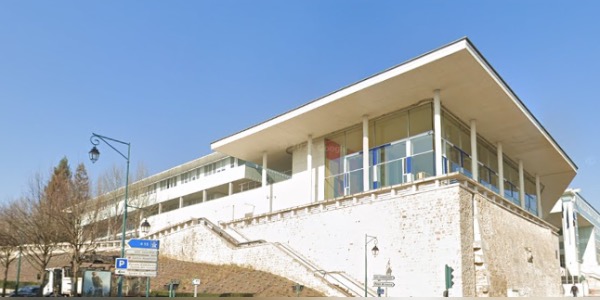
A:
[125,270,157,277]
[126,255,158,262]
[373,281,395,288]
[126,248,159,255]
[373,274,395,281]
[192,279,201,285]
[115,269,127,275]
[128,262,158,271]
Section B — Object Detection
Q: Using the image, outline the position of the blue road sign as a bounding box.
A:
[115,258,128,269]
[128,239,160,249]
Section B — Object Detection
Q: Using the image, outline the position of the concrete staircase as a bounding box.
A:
[145,217,364,296]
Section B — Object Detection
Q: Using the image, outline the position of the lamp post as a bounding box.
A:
[14,246,22,296]
[365,234,379,297]
[139,218,151,298]
[89,133,130,297]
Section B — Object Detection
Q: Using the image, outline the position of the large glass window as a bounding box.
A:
[372,112,408,147]
[410,134,434,179]
[408,104,433,136]
[503,159,520,205]
[371,141,407,188]
[477,142,499,193]
[325,126,363,199]
[325,104,433,199]
[524,175,537,215]
[441,111,472,177]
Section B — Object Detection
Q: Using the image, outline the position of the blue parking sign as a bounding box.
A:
[115,258,128,269]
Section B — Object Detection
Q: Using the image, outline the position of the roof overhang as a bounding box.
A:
[211,38,577,214]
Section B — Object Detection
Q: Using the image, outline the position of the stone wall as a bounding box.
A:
[156,182,562,297]
[235,184,466,297]
[476,192,561,296]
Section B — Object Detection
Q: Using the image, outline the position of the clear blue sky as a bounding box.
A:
[1,1,599,208]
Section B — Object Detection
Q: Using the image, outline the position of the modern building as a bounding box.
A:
[550,189,600,296]
[94,38,577,297]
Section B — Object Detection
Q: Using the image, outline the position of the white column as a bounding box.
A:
[497,142,504,196]
[179,197,183,208]
[202,190,207,203]
[158,203,162,214]
[434,90,443,176]
[228,182,233,196]
[536,175,542,218]
[262,151,268,187]
[470,120,478,181]
[363,115,370,192]
[307,135,314,203]
[519,160,525,208]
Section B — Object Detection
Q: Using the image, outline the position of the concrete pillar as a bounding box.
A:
[262,151,268,187]
[202,190,207,203]
[362,115,370,191]
[497,142,504,196]
[179,196,183,208]
[536,175,542,218]
[470,120,478,181]
[158,203,162,214]
[307,135,314,203]
[519,160,525,208]
[228,182,233,196]
[434,90,443,176]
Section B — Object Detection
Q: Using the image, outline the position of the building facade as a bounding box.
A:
[551,189,600,296]
[94,38,577,296]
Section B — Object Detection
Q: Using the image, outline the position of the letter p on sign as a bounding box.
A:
[116,258,128,269]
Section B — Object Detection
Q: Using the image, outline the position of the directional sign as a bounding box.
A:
[125,270,157,277]
[128,262,158,271]
[115,258,128,270]
[126,248,159,255]
[192,279,201,286]
[373,274,395,281]
[126,255,158,262]
[373,281,395,288]
[128,239,160,249]
[124,239,159,277]
[115,269,127,275]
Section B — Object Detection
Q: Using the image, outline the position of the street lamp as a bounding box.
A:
[140,219,151,235]
[365,234,379,297]
[89,133,131,297]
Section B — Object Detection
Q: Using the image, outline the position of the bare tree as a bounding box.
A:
[128,163,157,236]
[96,164,125,240]
[96,162,156,239]
[0,200,20,297]
[8,172,62,296]
[52,163,103,296]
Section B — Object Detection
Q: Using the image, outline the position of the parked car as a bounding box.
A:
[8,285,40,297]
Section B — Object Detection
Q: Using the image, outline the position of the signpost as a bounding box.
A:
[373,273,395,290]
[116,239,160,278]
[115,258,128,275]
[192,279,201,297]
[125,239,159,275]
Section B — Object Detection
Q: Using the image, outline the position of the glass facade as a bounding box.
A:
[503,159,520,205]
[325,104,433,198]
[323,102,542,218]
[441,111,472,177]
[524,174,537,215]
[324,126,364,199]
[477,142,499,194]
